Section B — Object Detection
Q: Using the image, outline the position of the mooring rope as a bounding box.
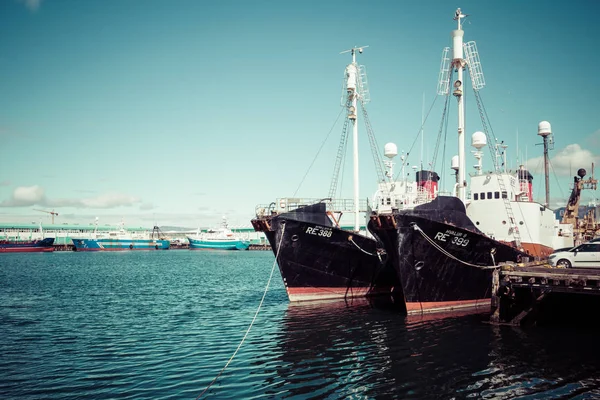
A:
[412,224,498,270]
[196,223,286,399]
[348,236,387,264]
[348,236,375,256]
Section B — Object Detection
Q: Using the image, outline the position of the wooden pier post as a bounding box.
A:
[490,262,600,326]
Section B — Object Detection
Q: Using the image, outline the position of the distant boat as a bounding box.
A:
[187,218,250,250]
[0,222,55,253]
[72,221,170,251]
[0,237,55,253]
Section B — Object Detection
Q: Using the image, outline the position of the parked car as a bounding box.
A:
[548,241,600,268]
[552,246,574,253]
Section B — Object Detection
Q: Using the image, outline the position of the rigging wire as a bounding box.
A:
[431,91,452,173]
[336,132,349,200]
[532,156,545,203]
[360,98,387,186]
[392,95,441,182]
[293,107,346,198]
[549,160,567,203]
[328,101,352,200]
[195,224,286,399]
[440,104,451,193]
[430,68,453,173]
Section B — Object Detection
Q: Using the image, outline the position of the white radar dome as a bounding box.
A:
[538,121,552,137]
[471,131,487,149]
[451,155,459,171]
[384,143,398,159]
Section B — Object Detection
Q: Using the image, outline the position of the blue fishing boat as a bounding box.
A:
[72,222,170,251]
[187,218,250,250]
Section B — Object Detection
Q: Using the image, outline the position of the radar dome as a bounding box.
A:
[384,143,398,159]
[538,121,552,137]
[471,131,487,149]
[451,155,459,171]
[578,168,587,178]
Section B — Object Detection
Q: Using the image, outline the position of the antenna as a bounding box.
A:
[339,45,369,55]
[340,46,370,106]
[420,93,425,169]
[537,121,553,207]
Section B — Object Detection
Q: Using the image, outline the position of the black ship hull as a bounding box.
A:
[252,203,401,302]
[369,196,528,314]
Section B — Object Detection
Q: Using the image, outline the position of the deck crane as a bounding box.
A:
[561,165,598,242]
[34,209,59,224]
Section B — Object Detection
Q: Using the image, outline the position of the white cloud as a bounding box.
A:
[0,185,46,206]
[587,129,600,148]
[0,187,140,209]
[526,143,600,177]
[139,202,155,210]
[49,193,141,209]
[19,0,43,12]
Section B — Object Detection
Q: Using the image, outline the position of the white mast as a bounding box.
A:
[452,8,467,203]
[420,92,425,169]
[341,45,368,232]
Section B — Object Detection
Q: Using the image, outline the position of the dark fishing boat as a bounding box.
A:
[252,202,399,301]
[0,237,55,253]
[369,8,580,314]
[252,47,401,302]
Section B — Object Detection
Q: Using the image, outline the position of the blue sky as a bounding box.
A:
[1,0,599,229]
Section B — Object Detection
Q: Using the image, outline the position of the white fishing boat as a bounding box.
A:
[72,219,170,251]
[187,218,250,250]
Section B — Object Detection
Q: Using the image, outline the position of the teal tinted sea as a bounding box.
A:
[1,251,600,399]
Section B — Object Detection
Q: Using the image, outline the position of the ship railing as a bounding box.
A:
[255,197,369,217]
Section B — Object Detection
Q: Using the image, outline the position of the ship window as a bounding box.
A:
[487,192,493,199]
[386,197,391,205]
[501,191,507,199]
[474,193,479,200]
[495,192,500,199]
[480,192,485,200]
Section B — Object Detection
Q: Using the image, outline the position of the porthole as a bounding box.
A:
[291,234,299,242]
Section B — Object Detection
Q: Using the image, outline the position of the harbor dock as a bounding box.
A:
[491,262,600,326]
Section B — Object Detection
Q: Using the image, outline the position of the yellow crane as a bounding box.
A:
[34,209,59,224]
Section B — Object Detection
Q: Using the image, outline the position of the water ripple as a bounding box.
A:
[1,251,600,398]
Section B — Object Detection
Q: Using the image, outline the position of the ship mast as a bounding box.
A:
[341,46,368,232]
[451,9,467,203]
[537,121,553,207]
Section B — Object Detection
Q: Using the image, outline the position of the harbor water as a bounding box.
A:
[1,251,600,399]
